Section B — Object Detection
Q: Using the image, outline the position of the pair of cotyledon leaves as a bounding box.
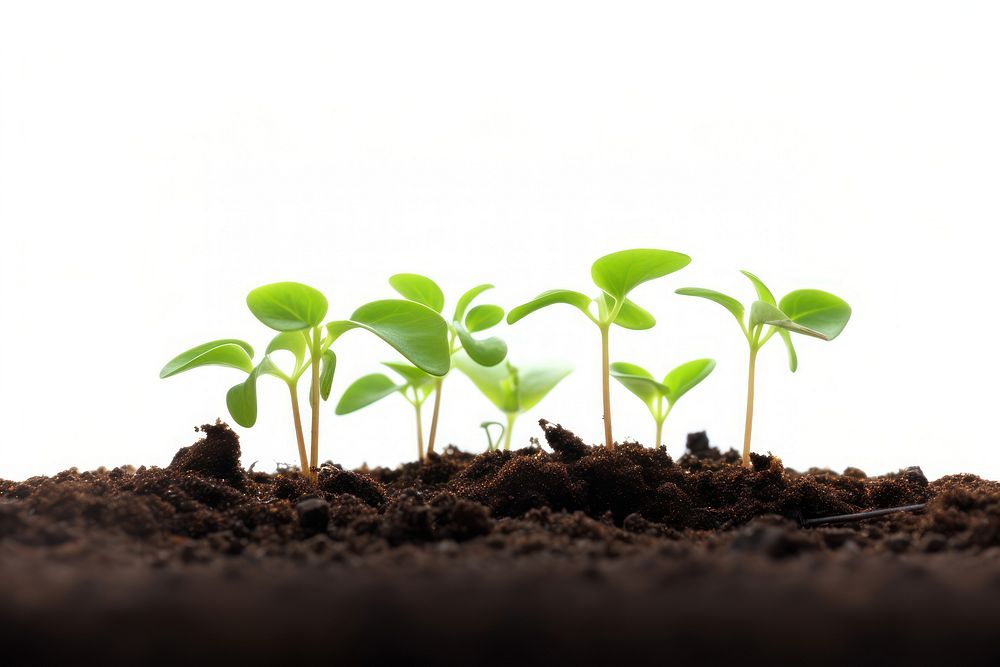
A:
[676,270,852,372]
[319,273,510,417]
[159,282,453,427]
[387,273,508,367]
[506,249,692,329]
[334,362,435,415]
[452,352,574,417]
[609,359,716,419]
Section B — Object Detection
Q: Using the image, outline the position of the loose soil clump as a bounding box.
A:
[2,419,999,665]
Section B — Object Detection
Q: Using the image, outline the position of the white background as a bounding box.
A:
[2,2,997,482]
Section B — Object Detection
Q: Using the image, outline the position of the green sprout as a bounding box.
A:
[388,274,508,457]
[610,358,715,449]
[334,362,436,462]
[454,352,573,451]
[160,282,450,480]
[506,249,690,449]
[479,421,505,452]
[677,271,851,468]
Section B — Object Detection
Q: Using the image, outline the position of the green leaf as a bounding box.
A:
[749,301,829,339]
[610,361,668,411]
[382,361,434,387]
[327,300,451,376]
[778,329,798,373]
[455,321,508,367]
[465,304,504,333]
[598,293,657,330]
[506,289,593,324]
[453,353,518,413]
[266,331,308,375]
[453,284,494,323]
[319,350,336,401]
[388,273,445,313]
[225,357,278,428]
[779,289,852,341]
[591,249,691,302]
[662,358,716,406]
[516,361,574,412]
[246,282,328,331]
[334,373,402,415]
[675,288,745,325]
[159,339,254,378]
[740,270,776,305]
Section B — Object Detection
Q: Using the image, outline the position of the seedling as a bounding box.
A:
[479,421,505,452]
[610,358,715,449]
[388,274,508,456]
[454,352,573,450]
[677,271,851,467]
[160,282,450,480]
[506,249,690,449]
[334,362,436,461]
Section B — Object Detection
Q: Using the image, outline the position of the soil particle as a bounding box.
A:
[295,496,330,535]
[168,420,245,488]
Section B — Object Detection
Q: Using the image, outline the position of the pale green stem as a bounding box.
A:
[309,326,321,476]
[503,413,516,451]
[415,402,425,463]
[600,324,613,449]
[288,383,310,479]
[426,377,444,457]
[742,345,759,468]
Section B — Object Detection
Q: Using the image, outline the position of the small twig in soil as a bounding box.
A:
[802,503,927,527]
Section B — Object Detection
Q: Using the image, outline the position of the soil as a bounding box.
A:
[2,419,999,665]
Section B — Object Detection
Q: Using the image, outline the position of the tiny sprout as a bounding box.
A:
[388,274,508,457]
[506,249,690,449]
[610,358,716,449]
[479,421,506,452]
[677,271,851,467]
[160,282,450,480]
[455,352,573,451]
[335,362,436,462]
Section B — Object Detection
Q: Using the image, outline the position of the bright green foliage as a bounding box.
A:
[677,270,851,466]
[455,351,573,451]
[388,274,508,455]
[507,249,690,448]
[610,359,715,448]
[335,362,436,461]
[160,282,450,479]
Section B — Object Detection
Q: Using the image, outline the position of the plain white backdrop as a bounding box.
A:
[2,2,998,482]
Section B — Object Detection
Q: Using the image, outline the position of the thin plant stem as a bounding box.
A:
[600,324,613,449]
[503,413,516,450]
[309,326,321,476]
[742,346,759,468]
[655,419,664,449]
[426,377,444,456]
[288,383,310,479]
[415,403,425,463]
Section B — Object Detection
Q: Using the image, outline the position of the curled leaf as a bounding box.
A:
[506,289,593,324]
[389,273,445,313]
[159,339,254,379]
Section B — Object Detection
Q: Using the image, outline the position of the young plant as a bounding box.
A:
[454,352,573,451]
[506,249,690,449]
[677,271,851,467]
[479,421,506,452]
[388,274,508,457]
[334,362,436,462]
[160,282,450,480]
[610,358,716,449]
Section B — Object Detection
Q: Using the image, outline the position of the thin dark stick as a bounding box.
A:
[802,503,927,527]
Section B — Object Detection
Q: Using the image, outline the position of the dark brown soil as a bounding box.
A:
[2,419,999,665]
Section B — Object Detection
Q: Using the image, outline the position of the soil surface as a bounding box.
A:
[2,420,999,665]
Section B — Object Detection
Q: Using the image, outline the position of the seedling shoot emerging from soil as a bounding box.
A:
[388,274,508,458]
[160,282,450,480]
[610,358,715,449]
[507,249,690,449]
[677,271,851,467]
[454,352,573,451]
[335,362,436,462]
